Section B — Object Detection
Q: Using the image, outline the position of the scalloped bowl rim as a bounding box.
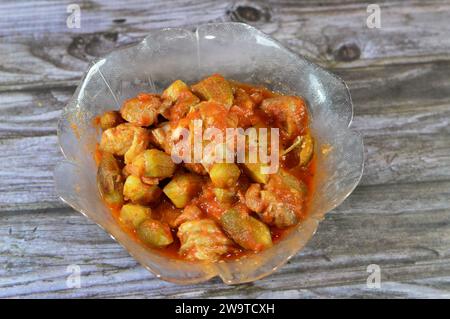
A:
[55,22,364,285]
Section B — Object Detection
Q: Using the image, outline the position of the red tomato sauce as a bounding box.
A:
[95,75,316,262]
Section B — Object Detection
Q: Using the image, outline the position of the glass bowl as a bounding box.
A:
[55,22,364,284]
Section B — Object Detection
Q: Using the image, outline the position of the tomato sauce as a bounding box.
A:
[96,75,316,262]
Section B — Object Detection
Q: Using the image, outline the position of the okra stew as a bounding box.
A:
[95,74,315,262]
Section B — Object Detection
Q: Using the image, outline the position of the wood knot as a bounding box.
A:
[68,36,88,60]
[85,33,118,57]
[334,43,361,62]
[113,18,126,24]
[229,4,270,23]
[68,32,119,59]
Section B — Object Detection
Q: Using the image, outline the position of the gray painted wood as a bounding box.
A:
[1,1,450,90]
[0,0,449,298]
[1,182,450,298]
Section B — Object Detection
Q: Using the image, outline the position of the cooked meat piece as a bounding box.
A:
[177,219,233,261]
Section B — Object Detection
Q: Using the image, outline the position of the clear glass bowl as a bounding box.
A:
[55,22,364,284]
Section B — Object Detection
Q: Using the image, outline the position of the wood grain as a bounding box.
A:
[1,181,449,298]
[1,0,450,298]
[2,130,449,211]
[1,61,450,138]
[2,61,450,210]
[1,1,450,90]
[0,87,74,137]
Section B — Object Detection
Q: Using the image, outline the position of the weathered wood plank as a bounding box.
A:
[0,135,63,211]
[362,134,450,186]
[1,0,450,299]
[294,278,450,299]
[0,124,449,210]
[1,1,450,89]
[337,61,450,116]
[0,87,74,137]
[1,181,449,298]
[2,60,450,137]
[1,60,450,209]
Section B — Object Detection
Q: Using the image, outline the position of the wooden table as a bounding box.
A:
[1,0,449,298]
